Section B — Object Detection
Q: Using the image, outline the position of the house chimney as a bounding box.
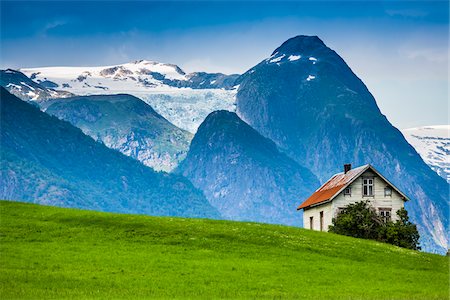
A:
[344,164,352,174]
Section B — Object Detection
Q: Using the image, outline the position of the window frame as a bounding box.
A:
[309,216,314,230]
[384,187,392,197]
[379,208,392,222]
[343,187,352,196]
[362,177,374,197]
[336,207,345,217]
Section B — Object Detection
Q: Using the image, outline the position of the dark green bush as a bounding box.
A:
[329,201,420,250]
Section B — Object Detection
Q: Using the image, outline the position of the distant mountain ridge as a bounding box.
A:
[402,125,449,183]
[236,35,449,254]
[42,94,193,172]
[0,87,219,219]
[177,110,320,225]
[20,60,240,133]
[0,69,73,101]
[21,60,239,93]
[0,69,195,171]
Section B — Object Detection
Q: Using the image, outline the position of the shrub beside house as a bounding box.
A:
[298,164,420,250]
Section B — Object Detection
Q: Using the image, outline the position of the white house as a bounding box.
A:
[297,164,409,232]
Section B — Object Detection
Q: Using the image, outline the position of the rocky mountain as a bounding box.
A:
[177,110,319,226]
[20,60,239,132]
[0,87,219,219]
[42,94,192,172]
[402,125,449,183]
[236,35,449,253]
[0,69,73,100]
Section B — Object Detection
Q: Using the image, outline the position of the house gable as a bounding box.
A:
[298,164,408,210]
[332,169,407,213]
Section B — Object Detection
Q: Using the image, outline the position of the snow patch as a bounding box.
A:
[269,54,286,63]
[20,82,35,91]
[306,75,316,81]
[6,83,22,90]
[288,55,301,61]
[26,91,38,100]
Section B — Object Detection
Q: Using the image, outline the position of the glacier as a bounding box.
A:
[20,60,238,133]
[402,125,450,183]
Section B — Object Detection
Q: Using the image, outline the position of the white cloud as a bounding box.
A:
[40,19,69,37]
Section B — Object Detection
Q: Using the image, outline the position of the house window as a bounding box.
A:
[384,187,392,197]
[379,208,392,222]
[320,211,324,231]
[310,216,314,230]
[363,177,374,196]
[344,187,352,196]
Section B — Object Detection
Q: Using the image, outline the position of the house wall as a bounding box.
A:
[303,169,406,232]
[303,201,333,232]
[332,170,405,222]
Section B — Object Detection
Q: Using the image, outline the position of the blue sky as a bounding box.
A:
[1,1,448,128]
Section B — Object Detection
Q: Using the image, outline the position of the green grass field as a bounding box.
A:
[0,200,448,299]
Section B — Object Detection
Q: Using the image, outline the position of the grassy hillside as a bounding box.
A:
[1,201,448,299]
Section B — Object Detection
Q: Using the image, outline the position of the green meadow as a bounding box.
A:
[0,200,448,299]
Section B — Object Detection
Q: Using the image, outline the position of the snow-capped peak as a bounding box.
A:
[21,60,187,91]
[403,125,449,138]
[132,59,154,64]
[18,60,239,133]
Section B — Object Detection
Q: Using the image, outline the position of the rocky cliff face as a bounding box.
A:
[236,35,449,253]
[177,110,319,226]
[43,94,192,172]
[0,87,219,219]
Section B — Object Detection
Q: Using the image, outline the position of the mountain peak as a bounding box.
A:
[271,35,326,56]
[203,110,240,125]
[198,110,253,139]
[130,60,186,75]
[132,59,157,65]
[178,108,319,225]
[237,34,449,253]
[194,110,296,161]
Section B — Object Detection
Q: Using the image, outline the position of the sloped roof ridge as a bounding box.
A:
[297,164,370,210]
[297,164,408,210]
[318,164,369,192]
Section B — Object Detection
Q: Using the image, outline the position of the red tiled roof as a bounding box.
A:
[297,165,370,210]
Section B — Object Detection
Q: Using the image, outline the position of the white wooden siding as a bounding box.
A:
[303,201,333,232]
